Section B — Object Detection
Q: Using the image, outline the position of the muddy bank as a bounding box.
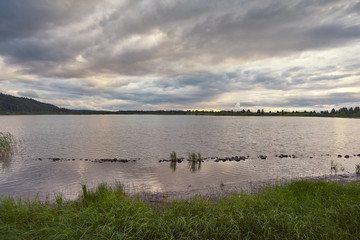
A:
[132,173,360,204]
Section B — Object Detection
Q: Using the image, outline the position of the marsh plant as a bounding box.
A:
[188,152,202,163]
[187,152,202,172]
[170,151,177,162]
[0,132,16,158]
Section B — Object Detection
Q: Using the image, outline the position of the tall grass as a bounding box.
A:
[0,132,16,158]
[1,180,360,239]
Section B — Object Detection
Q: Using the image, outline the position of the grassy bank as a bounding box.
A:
[0,180,359,239]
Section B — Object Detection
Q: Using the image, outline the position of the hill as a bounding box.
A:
[0,93,69,114]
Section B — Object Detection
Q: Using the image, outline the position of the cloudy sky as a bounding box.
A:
[1,0,360,111]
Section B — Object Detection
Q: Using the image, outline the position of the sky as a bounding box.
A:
[0,0,360,111]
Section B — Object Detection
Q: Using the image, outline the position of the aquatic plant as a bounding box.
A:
[170,151,177,162]
[188,152,201,163]
[188,152,196,162]
[0,132,16,158]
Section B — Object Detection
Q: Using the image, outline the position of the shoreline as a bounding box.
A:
[133,173,360,203]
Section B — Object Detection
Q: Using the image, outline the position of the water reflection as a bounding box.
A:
[1,115,360,200]
[188,161,201,172]
[0,154,13,170]
[170,161,177,171]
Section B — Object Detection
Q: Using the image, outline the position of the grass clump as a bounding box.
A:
[0,132,16,158]
[170,151,177,162]
[188,152,202,163]
[356,164,360,174]
[1,180,360,239]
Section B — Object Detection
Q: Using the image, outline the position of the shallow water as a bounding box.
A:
[0,115,359,200]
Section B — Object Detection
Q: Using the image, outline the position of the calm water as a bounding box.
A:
[0,115,359,200]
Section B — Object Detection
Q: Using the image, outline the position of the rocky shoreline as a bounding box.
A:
[36,152,360,164]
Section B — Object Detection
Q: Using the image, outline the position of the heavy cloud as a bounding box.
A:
[0,0,360,110]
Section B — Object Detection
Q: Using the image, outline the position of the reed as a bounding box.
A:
[170,151,177,162]
[0,132,16,157]
[188,152,201,163]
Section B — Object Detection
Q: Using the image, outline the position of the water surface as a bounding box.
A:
[0,115,359,200]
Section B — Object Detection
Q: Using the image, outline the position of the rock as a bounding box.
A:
[259,155,267,160]
[337,155,342,158]
[344,155,350,158]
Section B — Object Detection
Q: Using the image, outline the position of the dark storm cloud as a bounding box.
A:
[0,0,99,40]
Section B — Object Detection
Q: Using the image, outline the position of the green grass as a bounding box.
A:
[1,180,360,239]
[188,152,201,163]
[0,132,16,157]
[170,151,177,162]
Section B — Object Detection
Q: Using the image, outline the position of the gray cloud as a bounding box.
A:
[0,0,99,41]
[18,90,39,99]
[0,0,360,110]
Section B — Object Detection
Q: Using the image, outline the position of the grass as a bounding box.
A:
[356,164,360,175]
[188,152,202,163]
[0,132,16,158]
[1,180,360,239]
[170,151,177,162]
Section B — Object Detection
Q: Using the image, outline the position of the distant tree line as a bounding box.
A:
[0,93,68,114]
[116,107,360,118]
[182,107,360,118]
[1,92,360,118]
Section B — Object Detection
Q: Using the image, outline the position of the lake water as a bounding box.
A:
[0,115,359,200]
